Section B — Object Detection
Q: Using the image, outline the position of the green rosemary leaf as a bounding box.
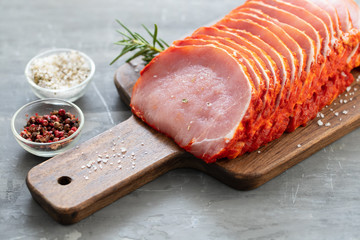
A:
[111,21,169,65]
[153,24,158,47]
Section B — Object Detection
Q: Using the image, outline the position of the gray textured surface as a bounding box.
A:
[1,0,360,239]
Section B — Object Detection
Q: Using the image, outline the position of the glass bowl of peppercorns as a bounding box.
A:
[11,98,84,157]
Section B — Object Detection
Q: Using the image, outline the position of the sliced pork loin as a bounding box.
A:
[130,0,360,163]
[131,45,255,161]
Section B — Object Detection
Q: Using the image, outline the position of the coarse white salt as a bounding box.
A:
[120,147,127,154]
[257,150,261,153]
[81,165,85,169]
[341,72,347,77]
[346,86,352,92]
[102,159,108,164]
[330,109,333,112]
[343,110,349,115]
[320,113,325,118]
[84,176,89,180]
[344,100,348,104]
[340,99,344,104]
[317,119,324,126]
[353,105,356,108]
[297,144,301,148]
[325,122,331,127]
[141,142,144,146]
[335,112,339,116]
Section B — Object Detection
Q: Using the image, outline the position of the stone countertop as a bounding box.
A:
[1,0,360,239]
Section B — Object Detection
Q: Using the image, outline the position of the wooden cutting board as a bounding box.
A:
[27,61,360,225]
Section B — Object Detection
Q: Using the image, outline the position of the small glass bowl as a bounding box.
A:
[25,48,96,102]
[11,98,84,157]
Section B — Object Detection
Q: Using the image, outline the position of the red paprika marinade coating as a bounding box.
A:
[130,0,360,163]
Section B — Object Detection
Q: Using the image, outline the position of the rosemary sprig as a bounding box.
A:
[110,20,170,65]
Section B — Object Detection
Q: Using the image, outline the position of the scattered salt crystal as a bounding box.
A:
[340,118,342,121]
[354,88,358,91]
[120,147,127,154]
[297,144,301,148]
[350,98,353,101]
[334,103,337,105]
[106,155,109,158]
[88,170,92,174]
[330,109,333,112]
[153,75,157,78]
[102,159,108,164]
[145,152,148,154]
[325,122,331,127]
[320,113,325,118]
[84,176,89,180]
[131,152,135,156]
[346,86,352,92]
[317,112,320,117]
[341,72,347,77]
[113,154,116,158]
[81,165,85,169]
[335,112,339,116]
[141,142,144,146]
[112,147,115,151]
[97,158,102,163]
[93,166,97,171]
[113,142,116,146]
[117,160,121,164]
[132,165,135,169]
[344,100,348,103]
[340,99,343,104]
[258,151,261,153]
[317,119,324,126]
[98,155,102,158]
[99,164,103,169]
[353,105,356,108]
[76,146,79,149]
[110,162,113,165]
[325,105,329,108]
[343,110,349,115]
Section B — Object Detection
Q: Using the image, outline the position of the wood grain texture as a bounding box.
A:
[26,60,360,225]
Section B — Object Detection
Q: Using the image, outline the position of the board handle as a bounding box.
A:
[26,115,184,224]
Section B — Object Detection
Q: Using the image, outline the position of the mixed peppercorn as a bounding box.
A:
[20,109,80,143]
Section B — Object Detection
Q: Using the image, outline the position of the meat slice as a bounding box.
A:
[280,0,337,39]
[131,45,254,161]
[241,7,316,73]
[250,0,332,54]
[192,26,280,107]
[234,1,322,57]
[227,11,305,81]
[216,18,296,106]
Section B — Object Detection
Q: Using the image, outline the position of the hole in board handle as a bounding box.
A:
[58,176,72,185]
